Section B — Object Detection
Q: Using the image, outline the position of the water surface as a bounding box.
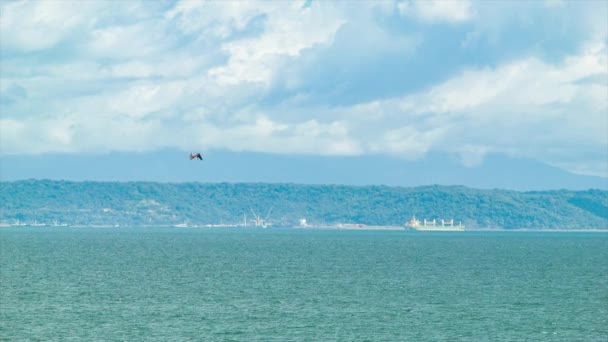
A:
[1,227,606,341]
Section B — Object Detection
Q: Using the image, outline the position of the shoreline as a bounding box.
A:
[2,225,608,232]
[467,228,608,233]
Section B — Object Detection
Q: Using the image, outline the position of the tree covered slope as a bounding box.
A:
[1,180,607,229]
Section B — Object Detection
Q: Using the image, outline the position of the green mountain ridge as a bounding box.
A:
[1,180,607,229]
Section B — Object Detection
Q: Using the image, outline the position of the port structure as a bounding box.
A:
[249,207,273,228]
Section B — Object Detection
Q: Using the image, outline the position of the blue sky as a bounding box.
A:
[1,0,607,177]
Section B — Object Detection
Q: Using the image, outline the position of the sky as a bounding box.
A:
[1,0,607,178]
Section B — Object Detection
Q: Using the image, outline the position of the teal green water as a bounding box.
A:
[1,228,607,341]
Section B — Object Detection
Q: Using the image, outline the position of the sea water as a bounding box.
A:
[1,227,606,341]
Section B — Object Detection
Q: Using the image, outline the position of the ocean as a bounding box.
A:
[1,227,606,341]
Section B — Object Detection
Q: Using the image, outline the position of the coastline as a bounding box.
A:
[2,224,608,232]
[467,228,608,233]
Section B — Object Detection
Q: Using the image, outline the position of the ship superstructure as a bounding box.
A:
[405,216,465,231]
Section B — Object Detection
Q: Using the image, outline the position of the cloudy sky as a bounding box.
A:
[1,0,607,177]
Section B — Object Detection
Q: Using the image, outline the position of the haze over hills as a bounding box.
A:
[1,150,606,191]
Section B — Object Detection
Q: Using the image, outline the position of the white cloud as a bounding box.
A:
[398,0,473,23]
[206,1,345,85]
[0,119,27,151]
[370,126,446,159]
[0,1,154,52]
[194,116,361,155]
[456,144,493,167]
[0,117,75,153]
[374,40,608,175]
[88,24,169,60]
[1,0,606,178]
[0,1,91,51]
[397,40,607,119]
[167,0,264,38]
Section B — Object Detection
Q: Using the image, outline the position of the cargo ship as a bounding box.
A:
[405,216,465,231]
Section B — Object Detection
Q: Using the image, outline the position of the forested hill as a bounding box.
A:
[1,180,607,229]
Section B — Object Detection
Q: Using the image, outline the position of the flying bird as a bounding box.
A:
[189,153,203,160]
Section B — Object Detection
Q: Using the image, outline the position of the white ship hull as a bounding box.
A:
[409,226,465,231]
[404,216,465,231]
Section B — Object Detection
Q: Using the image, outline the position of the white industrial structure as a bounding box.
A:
[249,208,273,228]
